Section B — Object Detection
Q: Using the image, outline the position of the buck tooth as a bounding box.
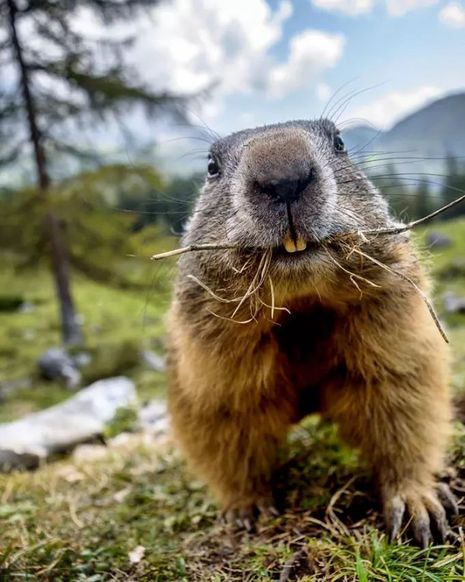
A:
[296,237,307,252]
[283,234,297,253]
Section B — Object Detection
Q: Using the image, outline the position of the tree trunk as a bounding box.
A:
[6,0,82,345]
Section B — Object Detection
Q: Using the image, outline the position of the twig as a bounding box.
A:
[150,194,465,262]
[349,247,449,344]
[151,243,236,260]
[357,193,465,237]
[68,499,84,528]
[325,476,356,537]
[257,276,292,318]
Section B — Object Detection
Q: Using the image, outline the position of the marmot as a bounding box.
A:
[166,120,457,546]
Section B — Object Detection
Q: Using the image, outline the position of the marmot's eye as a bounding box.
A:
[207,156,220,177]
[333,134,345,153]
[334,134,346,152]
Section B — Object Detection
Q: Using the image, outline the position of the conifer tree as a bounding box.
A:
[0,0,189,344]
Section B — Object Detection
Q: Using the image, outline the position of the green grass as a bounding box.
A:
[414,221,465,387]
[0,261,173,421]
[1,419,464,580]
[1,220,465,580]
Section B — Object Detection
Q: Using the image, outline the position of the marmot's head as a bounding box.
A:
[181,120,399,298]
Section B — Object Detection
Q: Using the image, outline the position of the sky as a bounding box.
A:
[5,0,465,177]
[69,0,465,171]
[103,0,465,137]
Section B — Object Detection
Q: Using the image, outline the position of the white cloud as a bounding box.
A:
[348,86,443,129]
[267,31,344,98]
[37,0,345,136]
[311,0,439,16]
[127,0,294,96]
[98,0,345,113]
[439,1,465,27]
[311,0,375,15]
[385,0,438,16]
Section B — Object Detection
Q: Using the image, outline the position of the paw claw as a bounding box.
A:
[385,495,405,541]
[410,511,431,549]
[437,483,459,517]
[384,483,458,547]
[257,503,279,519]
[221,499,278,531]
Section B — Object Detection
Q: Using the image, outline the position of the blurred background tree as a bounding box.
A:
[369,158,465,223]
[0,0,192,345]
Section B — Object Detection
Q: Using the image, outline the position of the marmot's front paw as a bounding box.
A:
[384,483,458,548]
[220,498,279,531]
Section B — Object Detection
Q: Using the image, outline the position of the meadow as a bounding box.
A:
[1,220,465,581]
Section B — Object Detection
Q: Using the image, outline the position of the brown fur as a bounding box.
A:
[166,120,453,543]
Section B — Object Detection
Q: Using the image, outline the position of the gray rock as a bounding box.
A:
[38,347,81,389]
[426,231,452,249]
[443,291,465,314]
[140,350,166,372]
[137,400,169,434]
[73,351,92,368]
[0,377,137,471]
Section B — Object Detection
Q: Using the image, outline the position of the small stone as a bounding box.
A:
[55,465,86,483]
[38,347,81,389]
[426,231,452,249]
[18,302,35,314]
[443,291,465,314]
[128,545,145,564]
[73,352,92,369]
[137,400,170,435]
[72,444,108,463]
[113,487,131,503]
[140,350,166,372]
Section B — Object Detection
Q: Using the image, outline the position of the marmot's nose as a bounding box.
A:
[257,168,315,203]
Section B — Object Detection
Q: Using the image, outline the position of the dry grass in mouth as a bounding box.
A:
[150,194,465,336]
[344,244,449,344]
[188,249,276,324]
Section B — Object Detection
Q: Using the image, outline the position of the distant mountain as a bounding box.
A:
[159,92,465,178]
[379,93,465,158]
[342,93,465,179]
[341,125,381,153]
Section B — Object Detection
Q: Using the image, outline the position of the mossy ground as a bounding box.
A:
[1,221,465,581]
